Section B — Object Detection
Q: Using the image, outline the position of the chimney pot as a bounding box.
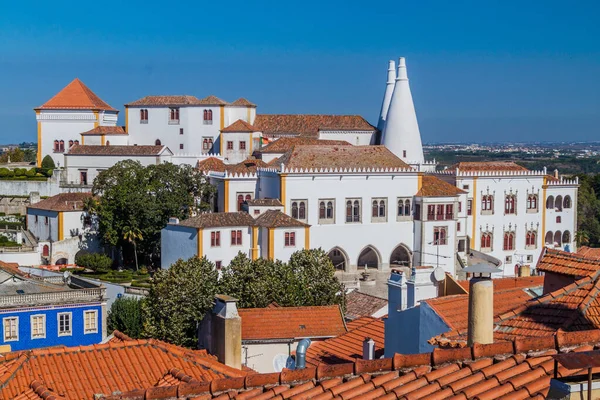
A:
[362,337,375,360]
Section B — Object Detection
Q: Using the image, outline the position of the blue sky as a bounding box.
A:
[0,0,599,143]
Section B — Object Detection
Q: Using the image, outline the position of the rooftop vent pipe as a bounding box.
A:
[363,337,375,360]
[295,338,311,369]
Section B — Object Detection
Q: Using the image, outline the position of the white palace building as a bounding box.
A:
[24,57,577,276]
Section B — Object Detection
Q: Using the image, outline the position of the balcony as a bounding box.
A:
[0,287,106,309]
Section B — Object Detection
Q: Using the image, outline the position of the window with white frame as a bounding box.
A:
[345,198,361,223]
[84,310,98,334]
[30,315,45,339]
[58,312,72,336]
[397,198,411,220]
[291,200,308,221]
[3,317,18,341]
[318,199,335,224]
[371,198,387,222]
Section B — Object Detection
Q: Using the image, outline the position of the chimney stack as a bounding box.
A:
[554,169,559,179]
[467,278,494,346]
[377,60,396,132]
[518,265,531,277]
[362,337,375,360]
[203,295,242,369]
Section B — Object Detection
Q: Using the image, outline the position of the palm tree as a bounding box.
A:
[123,227,143,271]
[575,230,589,247]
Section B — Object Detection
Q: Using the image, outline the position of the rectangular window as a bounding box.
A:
[458,239,466,252]
[31,315,46,339]
[445,204,454,220]
[140,109,148,123]
[239,141,246,150]
[292,199,309,222]
[202,137,213,153]
[179,128,184,135]
[169,108,180,124]
[58,312,72,336]
[215,261,222,269]
[285,232,296,247]
[462,185,469,190]
[35,215,38,223]
[227,141,234,150]
[45,216,49,225]
[457,222,461,231]
[436,205,444,220]
[211,231,221,247]
[505,255,512,264]
[3,317,18,341]
[433,227,448,245]
[179,143,184,150]
[80,171,88,185]
[84,310,98,334]
[318,199,335,224]
[467,199,473,216]
[458,202,462,212]
[403,150,407,158]
[231,230,242,245]
[427,205,436,221]
[253,209,260,215]
[345,198,361,223]
[414,204,421,220]
[371,198,387,222]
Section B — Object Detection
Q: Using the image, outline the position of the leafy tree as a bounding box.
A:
[41,155,56,169]
[87,160,215,266]
[0,148,24,163]
[107,297,143,338]
[75,252,113,273]
[576,174,600,247]
[142,256,219,347]
[123,226,143,271]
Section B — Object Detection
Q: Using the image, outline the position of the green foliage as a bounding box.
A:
[0,168,8,177]
[41,155,56,169]
[142,256,219,347]
[107,297,143,339]
[75,252,113,273]
[576,174,600,247]
[0,148,24,163]
[87,160,215,266]
[0,236,20,247]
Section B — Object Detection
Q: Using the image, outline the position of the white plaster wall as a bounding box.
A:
[227,179,258,212]
[64,154,167,185]
[222,132,254,164]
[272,227,306,262]
[544,185,578,252]
[0,171,64,197]
[260,153,283,164]
[202,226,252,267]
[225,107,250,126]
[27,209,58,241]
[318,131,371,146]
[0,250,40,266]
[81,135,103,145]
[61,211,85,238]
[243,341,298,373]
[248,205,284,217]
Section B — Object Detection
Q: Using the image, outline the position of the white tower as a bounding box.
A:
[381,57,424,165]
[377,60,396,133]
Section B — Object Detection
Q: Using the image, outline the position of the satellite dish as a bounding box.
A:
[273,354,295,372]
[432,267,446,282]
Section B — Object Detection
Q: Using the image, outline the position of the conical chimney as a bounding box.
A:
[381,57,425,164]
[377,60,396,134]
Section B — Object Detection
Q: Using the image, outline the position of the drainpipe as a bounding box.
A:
[295,338,311,369]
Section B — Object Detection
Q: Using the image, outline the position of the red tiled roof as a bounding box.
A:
[221,119,257,132]
[246,198,283,207]
[254,209,309,228]
[80,126,126,135]
[197,157,227,173]
[305,317,385,366]
[197,95,228,105]
[416,175,466,197]
[259,137,351,154]
[230,98,256,107]
[0,332,245,400]
[453,161,529,172]
[344,291,388,320]
[36,78,117,111]
[226,158,268,174]
[577,246,600,260]
[277,145,411,171]
[176,212,256,229]
[457,276,545,292]
[105,329,600,400]
[254,114,376,138]
[27,192,91,212]
[537,248,600,278]
[66,144,168,156]
[238,305,346,340]
[125,95,202,106]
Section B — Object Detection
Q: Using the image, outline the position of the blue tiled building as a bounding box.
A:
[0,264,107,351]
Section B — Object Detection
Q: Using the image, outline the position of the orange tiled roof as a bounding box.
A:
[197,157,226,173]
[105,329,600,400]
[27,192,91,212]
[457,275,545,292]
[197,95,229,105]
[577,246,600,260]
[230,98,256,107]
[254,114,376,138]
[80,126,126,135]
[176,212,256,229]
[36,78,117,111]
[305,317,384,366]
[453,161,528,172]
[537,248,600,278]
[0,332,245,400]
[259,137,351,154]
[416,175,466,197]
[254,209,309,228]
[225,158,268,174]
[125,95,202,106]
[221,119,257,132]
[67,144,167,156]
[277,145,411,171]
[238,305,346,340]
[344,290,388,320]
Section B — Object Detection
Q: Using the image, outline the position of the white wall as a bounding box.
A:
[318,130,372,146]
[222,132,254,164]
[226,178,259,212]
[202,226,252,267]
[27,209,58,242]
[271,227,306,261]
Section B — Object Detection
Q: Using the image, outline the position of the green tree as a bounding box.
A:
[576,174,600,247]
[0,148,24,163]
[87,160,215,266]
[41,155,56,169]
[123,226,143,271]
[107,297,143,338]
[75,252,113,273]
[142,256,219,347]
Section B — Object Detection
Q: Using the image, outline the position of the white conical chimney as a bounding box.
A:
[381,57,425,164]
[377,60,396,134]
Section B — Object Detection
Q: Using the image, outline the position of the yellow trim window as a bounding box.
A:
[84,310,98,334]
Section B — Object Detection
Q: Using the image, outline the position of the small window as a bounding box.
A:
[253,209,260,215]
[227,141,234,150]
[563,196,572,209]
[169,108,180,123]
[546,195,554,209]
[58,312,72,336]
[84,310,98,334]
[179,144,184,150]
[74,140,79,145]
[457,222,461,231]
[504,195,516,215]
[526,231,537,249]
[203,109,213,125]
[180,128,184,135]
[215,260,222,269]
[140,109,148,123]
[555,195,563,211]
[526,255,533,262]
[35,215,38,223]
[505,255,512,263]
[481,233,492,250]
[345,198,361,223]
[53,140,59,152]
[68,140,74,148]
[445,204,454,220]
[467,199,473,216]
[563,230,571,244]
[59,140,65,152]
[462,185,469,190]
[285,232,296,247]
[45,216,49,225]
[556,216,561,223]
[211,231,221,247]
[397,198,411,220]
[31,315,46,339]
[3,317,18,341]
[527,194,538,212]
[231,230,242,246]
[202,137,213,153]
[433,227,447,245]
[402,150,407,158]
[481,195,493,213]
[155,139,161,146]
[237,192,252,211]
[239,141,246,150]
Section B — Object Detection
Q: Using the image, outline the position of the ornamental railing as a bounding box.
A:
[0,287,105,308]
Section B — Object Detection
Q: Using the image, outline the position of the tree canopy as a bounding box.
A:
[86,160,214,266]
[107,297,143,339]
[576,174,600,246]
[41,155,56,169]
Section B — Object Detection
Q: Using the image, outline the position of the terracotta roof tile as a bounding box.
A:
[577,246,600,260]
[0,332,245,399]
[537,248,600,278]
[344,291,388,320]
[238,305,346,340]
[80,126,126,135]
[125,95,203,106]
[230,98,256,107]
[254,209,309,228]
[246,198,282,207]
[27,192,91,212]
[197,157,227,173]
[176,212,256,229]
[225,158,268,175]
[197,95,229,105]
[66,144,168,156]
[259,137,351,154]
[37,78,116,111]
[453,161,528,172]
[254,115,376,139]
[277,145,411,171]
[416,175,466,197]
[221,119,257,132]
[457,276,545,292]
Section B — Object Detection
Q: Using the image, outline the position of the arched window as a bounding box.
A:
[68,140,73,148]
[42,245,49,257]
[203,139,209,151]
[353,200,360,222]
[481,233,492,249]
[245,194,251,203]
[554,231,562,246]
[379,200,386,217]
[504,195,515,214]
[372,201,378,218]
[59,140,65,152]
[564,195,572,209]
[299,202,306,220]
[319,201,326,219]
[346,200,352,222]
[546,196,554,209]
[292,202,299,219]
[53,140,59,152]
[555,195,563,211]
[545,231,553,245]
[404,200,410,216]
[327,201,333,219]
[503,232,514,250]
[74,140,79,145]
[155,139,161,145]
[204,109,213,124]
[105,140,110,146]
[527,194,538,210]
[237,195,244,211]
[563,230,571,244]
[481,195,493,211]
[526,231,537,247]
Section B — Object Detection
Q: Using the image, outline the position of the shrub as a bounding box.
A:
[13,168,26,176]
[0,168,8,177]
[75,253,113,273]
[41,155,56,170]
[107,297,143,339]
[25,169,36,177]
